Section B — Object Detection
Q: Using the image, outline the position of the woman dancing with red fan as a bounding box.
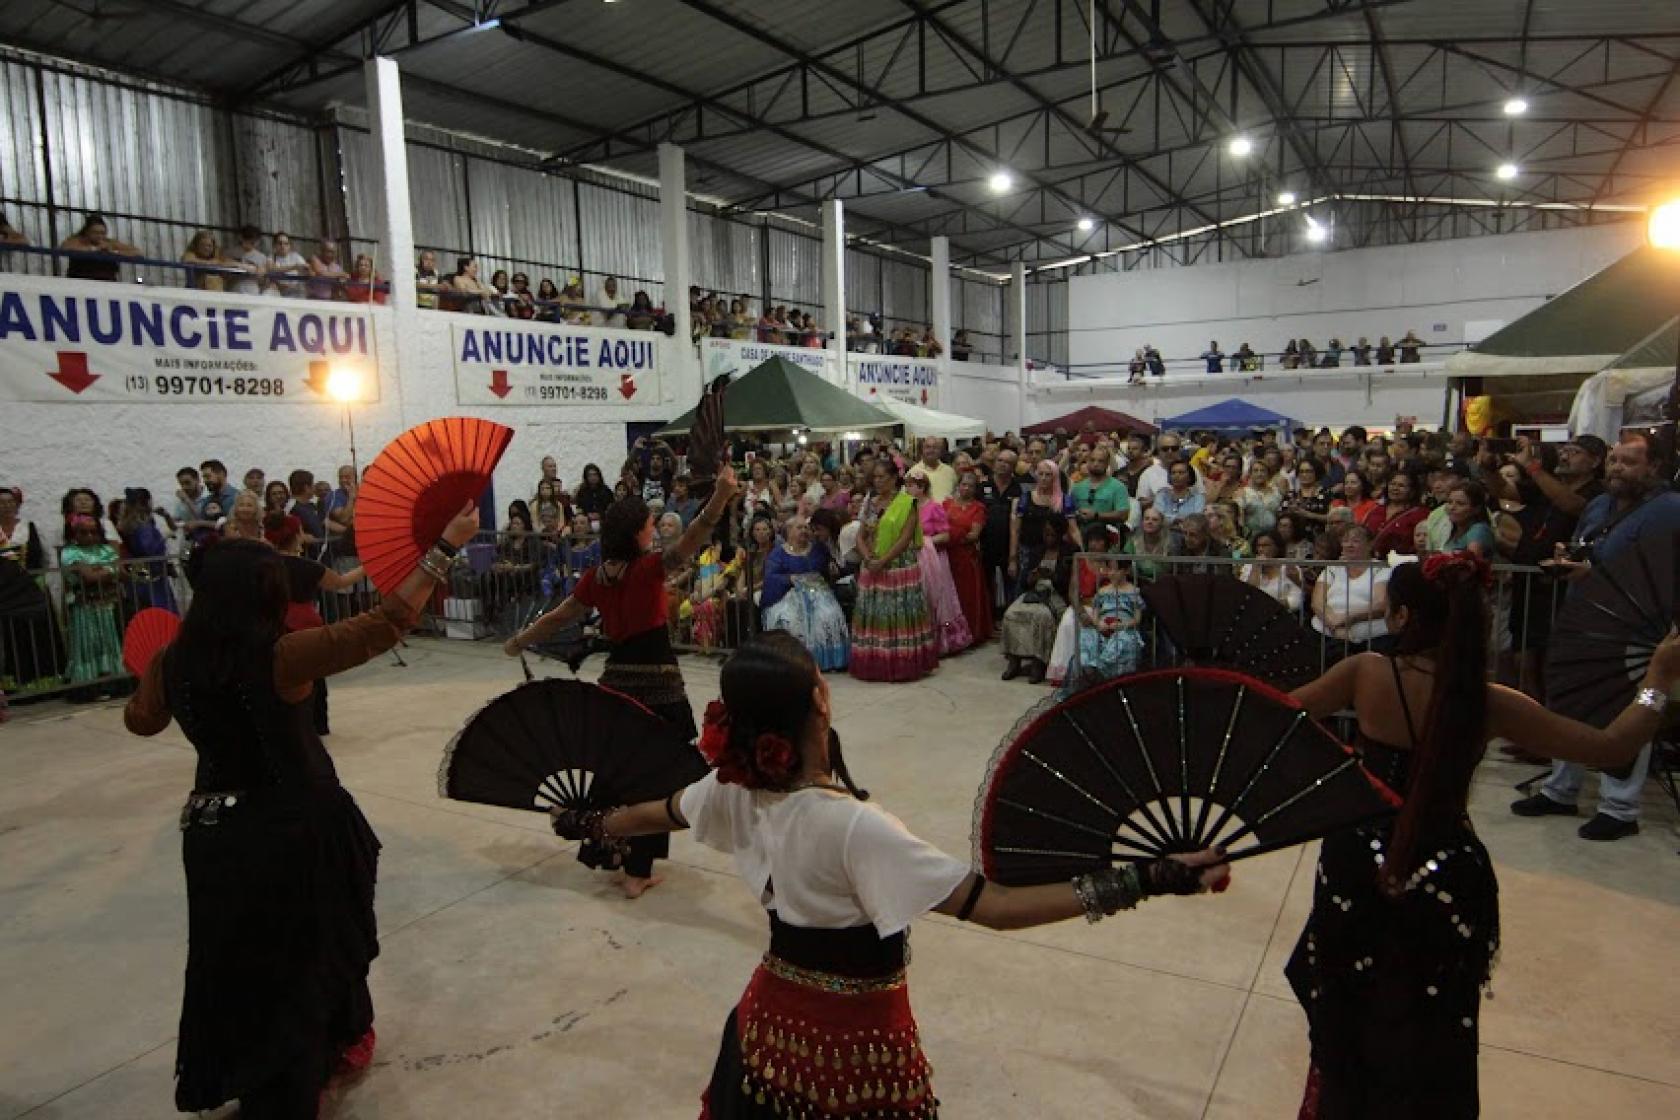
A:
[122,502,480,1119]
[504,463,741,898]
[1285,553,1680,1119]
[549,632,1229,1118]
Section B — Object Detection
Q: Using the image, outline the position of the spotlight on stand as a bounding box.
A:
[1304,217,1328,245]
[327,361,369,478]
[1649,199,1680,250]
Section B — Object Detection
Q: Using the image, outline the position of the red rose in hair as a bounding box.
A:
[697,699,731,765]
[753,732,797,782]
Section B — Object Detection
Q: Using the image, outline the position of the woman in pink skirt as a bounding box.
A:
[905,469,972,656]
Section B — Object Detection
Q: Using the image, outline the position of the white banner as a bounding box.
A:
[453,319,663,406]
[851,354,941,409]
[702,337,837,384]
[0,273,380,403]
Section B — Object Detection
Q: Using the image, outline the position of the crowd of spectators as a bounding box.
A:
[1126,330,1430,381]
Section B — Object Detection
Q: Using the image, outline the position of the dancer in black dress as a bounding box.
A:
[124,503,479,1118]
[1286,553,1679,1118]
[505,463,740,897]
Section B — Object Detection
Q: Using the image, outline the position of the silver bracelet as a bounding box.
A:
[1634,687,1669,715]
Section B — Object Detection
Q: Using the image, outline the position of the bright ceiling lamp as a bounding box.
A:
[1496,162,1520,181]
[1276,190,1296,206]
[1649,199,1680,250]
[988,170,1015,193]
[1077,216,1096,232]
[1228,135,1253,157]
[1503,97,1528,116]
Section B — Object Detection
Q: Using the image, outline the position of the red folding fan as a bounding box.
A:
[123,607,181,677]
[352,418,514,594]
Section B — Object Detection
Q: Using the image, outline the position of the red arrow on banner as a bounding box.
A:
[48,352,100,395]
[489,369,512,399]
[618,374,637,400]
[920,387,929,405]
[303,361,331,395]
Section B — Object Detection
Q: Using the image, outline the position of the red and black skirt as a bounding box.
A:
[701,915,937,1119]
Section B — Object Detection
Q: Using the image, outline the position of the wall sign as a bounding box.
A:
[452,319,664,406]
[702,337,836,384]
[0,274,379,403]
[851,355,941,408]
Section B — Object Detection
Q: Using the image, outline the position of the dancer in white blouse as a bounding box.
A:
[551,632,1229,1118]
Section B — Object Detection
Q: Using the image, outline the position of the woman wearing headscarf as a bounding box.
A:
[124,504,479,1117]
[505,466,741,898]
[0,485,68,694]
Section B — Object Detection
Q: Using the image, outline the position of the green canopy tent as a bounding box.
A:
[1447,246,1680,380]
[1446,245,1680,427]
[657,356,897,436]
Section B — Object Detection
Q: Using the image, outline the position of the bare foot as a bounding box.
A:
[620,873,664,899]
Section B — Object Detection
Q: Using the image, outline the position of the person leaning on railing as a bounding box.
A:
[59,212,142,282]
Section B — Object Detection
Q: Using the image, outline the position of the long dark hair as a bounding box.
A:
[600,495,650,563]
[718,631,867,798]
[579,463,608,491]
[1382,560,1488,892]
[175,538,289,686]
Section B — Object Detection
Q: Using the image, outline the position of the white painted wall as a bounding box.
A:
[944,361,1025,436]
[0,297,696,528]
[1067,222,1646,376]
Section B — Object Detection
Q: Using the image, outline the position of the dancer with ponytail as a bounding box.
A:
[505,463,739,898]
[1286,551,1680,1119]
[550,631,1230,1119]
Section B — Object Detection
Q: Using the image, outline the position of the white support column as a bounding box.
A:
[659,143,698,405]
[363,59,416,311]
[821,200,848,390]
[1011,262,1028,434]
[929,235,951,367]
[363,57,417,423]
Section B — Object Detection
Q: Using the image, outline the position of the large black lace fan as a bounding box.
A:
[440,679,708,814]
[1546,529,1679,729]
[1140,573,1320,688]
[974,669,1400,884]
[685,373,732,502]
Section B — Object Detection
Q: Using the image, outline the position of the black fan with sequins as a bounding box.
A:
[974,669,1401,884]
[1140,574,1320,689]
[440,678,708,814]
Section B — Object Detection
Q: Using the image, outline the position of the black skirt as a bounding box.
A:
[1286,822,1499,1119]
[174,783,380,1111]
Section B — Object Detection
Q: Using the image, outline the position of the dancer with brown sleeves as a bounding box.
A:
[123,502,480,1119]
[505,463,740,898]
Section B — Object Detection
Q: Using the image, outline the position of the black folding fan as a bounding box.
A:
[440,678,709,814]
[1140,573,1320,688]
[685,373,732,502]
[1546,528,1679,729]
[974,668,1400,884]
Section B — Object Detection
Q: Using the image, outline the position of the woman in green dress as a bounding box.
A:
[850,460,938,681]
[60,515,125,690]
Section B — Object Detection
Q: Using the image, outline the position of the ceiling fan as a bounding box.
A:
[1084,0,1133,136]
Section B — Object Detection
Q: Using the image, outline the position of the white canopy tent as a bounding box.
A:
[869,396,987,440]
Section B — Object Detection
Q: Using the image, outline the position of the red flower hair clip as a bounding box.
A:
[697,699,731,765]
[1421,549,1492,589]
[753,732,798,783]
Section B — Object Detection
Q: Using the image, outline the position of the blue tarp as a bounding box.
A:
[1160,398,1296,431]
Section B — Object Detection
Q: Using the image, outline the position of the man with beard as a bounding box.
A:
[1512,433,1680,841]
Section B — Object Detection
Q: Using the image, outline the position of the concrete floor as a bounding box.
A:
[2,639,1678,1120]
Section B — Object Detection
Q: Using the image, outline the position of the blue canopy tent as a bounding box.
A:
[1160,399,1297,433]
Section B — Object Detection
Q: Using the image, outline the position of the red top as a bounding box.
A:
[572,552,667,640]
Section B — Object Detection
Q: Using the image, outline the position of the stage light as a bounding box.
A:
[1228,135,1253,158]
[1276,190,1296,206]
[1077,217,1096,232]
[1496,162,1519,181]
[327,363,366,402]
[988,170,1015,194]
[1650,199,1680,250]
[1304,219,1328,244]
[1503,97,1528,116]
